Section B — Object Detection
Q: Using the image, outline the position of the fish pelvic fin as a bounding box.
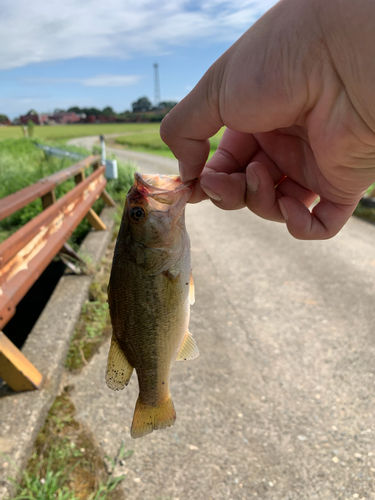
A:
[106,334,134,391]
[131,395,176,439]
[176,331,199,361]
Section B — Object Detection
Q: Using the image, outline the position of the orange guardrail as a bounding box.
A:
[0,155,115,391]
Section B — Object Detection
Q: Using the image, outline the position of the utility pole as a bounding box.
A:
[153,63,160,108]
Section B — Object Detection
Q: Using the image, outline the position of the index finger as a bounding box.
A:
[160,71,224,182]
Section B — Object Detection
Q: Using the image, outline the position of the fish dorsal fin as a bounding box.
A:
[176,331,199,361]
[106,334,134,391]
[189,272,195,305]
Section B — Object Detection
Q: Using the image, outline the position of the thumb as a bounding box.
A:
[160,68,224,182]
[160,0,316,182]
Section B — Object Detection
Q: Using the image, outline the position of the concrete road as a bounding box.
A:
[68,134,179,174]
[69,140,375,499]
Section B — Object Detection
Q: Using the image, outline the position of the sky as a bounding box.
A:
[0,0,278,119]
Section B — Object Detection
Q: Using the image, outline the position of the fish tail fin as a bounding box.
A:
[131,395,176,439]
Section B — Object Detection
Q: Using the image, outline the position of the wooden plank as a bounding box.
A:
[100,189,116,207]
[0,155,100,221]
[86,209,107,230]
[0,331,43,391]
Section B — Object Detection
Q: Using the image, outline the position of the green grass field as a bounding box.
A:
[0,123,160,141]
[115,128,225,158]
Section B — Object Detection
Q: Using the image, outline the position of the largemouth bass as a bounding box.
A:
[106,173,198,439]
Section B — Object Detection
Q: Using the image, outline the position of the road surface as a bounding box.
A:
[68,138,375,499]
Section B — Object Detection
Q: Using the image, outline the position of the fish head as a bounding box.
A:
[122,173,194,272]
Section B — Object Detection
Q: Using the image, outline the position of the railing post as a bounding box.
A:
[100,135,106,166]
[0,332,43,391]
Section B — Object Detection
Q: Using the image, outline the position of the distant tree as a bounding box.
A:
[132,97,152,113]
[0,114,10,124]
[26,109,38,116]
[68,106,81,113]
[82,107,101,118]
[102,106,115,117]
[158,101,178,110]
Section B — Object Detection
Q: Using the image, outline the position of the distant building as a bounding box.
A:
[51,111,81,124]
[20,110,83,126]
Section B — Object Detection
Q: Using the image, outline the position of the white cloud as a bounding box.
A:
[81,74,141,87]
[0,0,278,70]
[25,74,142,87]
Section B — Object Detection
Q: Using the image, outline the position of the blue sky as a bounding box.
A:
[0,0,278,119]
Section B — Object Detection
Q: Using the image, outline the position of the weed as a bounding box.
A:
[66,245,114,371]
[7,393,130,500]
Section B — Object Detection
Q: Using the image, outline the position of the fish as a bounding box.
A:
[106,172,198,439]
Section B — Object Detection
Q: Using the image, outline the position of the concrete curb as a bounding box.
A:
[0,207,116,499]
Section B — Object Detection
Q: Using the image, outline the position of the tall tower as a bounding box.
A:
[153,63,160,108]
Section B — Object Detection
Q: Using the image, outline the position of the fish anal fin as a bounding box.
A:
[106,334,134,391]
[131,395,176,439]
[176,331,199,361]
[189,272,195,305]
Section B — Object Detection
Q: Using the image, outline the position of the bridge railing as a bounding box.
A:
[0,155,115,391]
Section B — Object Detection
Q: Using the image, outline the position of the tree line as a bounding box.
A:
[0,96,178,125]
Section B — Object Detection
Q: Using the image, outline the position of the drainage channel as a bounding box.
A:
[0,258,69,395]
[2,259,67,350]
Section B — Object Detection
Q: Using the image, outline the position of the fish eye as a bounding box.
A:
[130,206,146,222]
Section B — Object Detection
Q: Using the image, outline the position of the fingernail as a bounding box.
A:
[247,169,259,193]
[278,200,288,221]
[201,185,222,202]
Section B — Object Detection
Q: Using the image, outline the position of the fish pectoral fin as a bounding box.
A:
[189,272,195,305]
[106,334,134,391]
[131,395,176,439]
[176,331,199,361]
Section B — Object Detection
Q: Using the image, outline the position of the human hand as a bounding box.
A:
[160,0,375,239]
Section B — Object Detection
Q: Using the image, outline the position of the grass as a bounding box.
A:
[6,392,131,500]
[115,127,225,159]
[0,123,160,141]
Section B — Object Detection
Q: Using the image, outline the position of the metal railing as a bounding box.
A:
[35,143,85,161]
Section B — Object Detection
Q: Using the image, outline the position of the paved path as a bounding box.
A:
[68,134,179,174]
[69,140,375,499]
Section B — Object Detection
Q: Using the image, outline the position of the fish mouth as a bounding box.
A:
[133,173,195,212]
[134,173,195,197]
